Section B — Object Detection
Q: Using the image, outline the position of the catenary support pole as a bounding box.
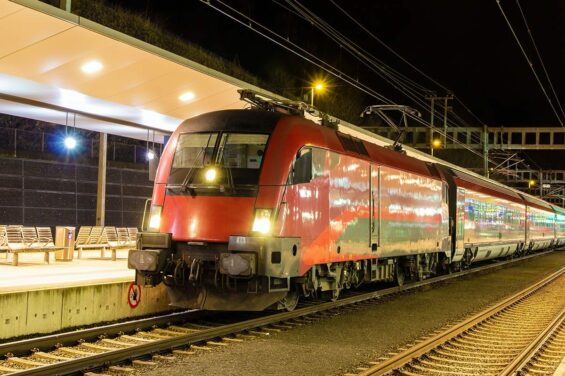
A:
[96,133,107,226]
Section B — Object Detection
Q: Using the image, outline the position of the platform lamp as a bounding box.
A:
[431,138,441,156]
[146,129,155,161]
[310,81,326,106]
[147,130,159,181]
[64,113,78,150]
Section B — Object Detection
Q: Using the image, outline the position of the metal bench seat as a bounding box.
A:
[5,226,63,266]
[75,226,109,259]
[0,225,9,254]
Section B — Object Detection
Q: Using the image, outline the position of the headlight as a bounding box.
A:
[204,167,217,182]
[252,209,273,235]
[148,205,162,231]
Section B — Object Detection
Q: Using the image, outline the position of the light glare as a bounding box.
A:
[146,150,155,160]
[205,167,217,182]
[64,136,77,149]
[178,91,195,102]
[252,209,272,234]
[149,214,161,229]
[81,61,103,74]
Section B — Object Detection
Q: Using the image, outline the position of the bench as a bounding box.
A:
[76,226,138,260]
[5,226,63,266]
[0,225,9,256]
[127,227,138,247]
[105,226,132,261]
[75,226,109,259]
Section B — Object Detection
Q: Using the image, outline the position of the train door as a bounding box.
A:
[452,187,466,262]
[370,164,379,251]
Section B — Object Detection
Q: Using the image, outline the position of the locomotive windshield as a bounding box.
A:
[168,132,269,195]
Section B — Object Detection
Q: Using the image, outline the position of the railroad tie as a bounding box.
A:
[172,349,196,356]
[80,343,114,351]
[206,341,228,347]
[222,337,244,343]
[108,366,135,374]
[32,351,71,361]
[132,359,157,367]
[6,357,44,367]
[0,365,18,373]
[153,328,183,336]
[153,354,176,361]
[168,325,201,333]
[58,347,92,356]
[191,345,212,351]
[120,335,153,342]
[100,338,136,347]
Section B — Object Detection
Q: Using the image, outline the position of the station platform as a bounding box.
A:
[0,250,173,340]
[0,250,134,293]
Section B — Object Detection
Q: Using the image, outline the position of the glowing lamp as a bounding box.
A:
[252,209,273,235]
[178,91,195,102]
[64,136,77,149]
[205,167,217,182]
[146,150,155,161]
[432,139,441,148]
[81,60,103,74]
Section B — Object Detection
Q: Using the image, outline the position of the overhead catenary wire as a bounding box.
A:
[515,0,565,121]
[200,0,498,164]
[495,0,564,126]
[284,0,485,144]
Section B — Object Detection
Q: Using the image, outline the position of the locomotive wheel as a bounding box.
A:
[278,290,299,311]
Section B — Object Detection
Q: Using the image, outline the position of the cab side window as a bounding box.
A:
[291,148,312,184]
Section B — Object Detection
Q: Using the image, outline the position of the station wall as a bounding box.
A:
[0,157,152,228]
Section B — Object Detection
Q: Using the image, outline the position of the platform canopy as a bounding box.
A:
[0,0,283,142]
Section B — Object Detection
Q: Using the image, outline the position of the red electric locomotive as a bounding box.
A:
[129,98,559,311]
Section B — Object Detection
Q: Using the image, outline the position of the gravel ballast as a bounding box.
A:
[138,251,565,376]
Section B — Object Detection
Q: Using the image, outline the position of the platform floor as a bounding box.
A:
[0,250,134,294]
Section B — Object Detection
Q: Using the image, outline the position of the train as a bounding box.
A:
[128,102,565,311]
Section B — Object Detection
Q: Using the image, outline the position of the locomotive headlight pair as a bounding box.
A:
[251,209,273,235]
[148,205,163,232]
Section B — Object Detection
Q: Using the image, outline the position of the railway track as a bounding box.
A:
[0,250,558,376]
[352,265,565,376]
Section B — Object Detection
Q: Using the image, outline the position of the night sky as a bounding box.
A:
[107,0,564,127]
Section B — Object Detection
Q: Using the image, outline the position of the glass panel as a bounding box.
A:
[217,133,268,169]
[172,133,218,169]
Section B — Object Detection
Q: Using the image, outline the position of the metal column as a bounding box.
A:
[59,0,71,12]
[96,133,107,226]
[483,125,489,178]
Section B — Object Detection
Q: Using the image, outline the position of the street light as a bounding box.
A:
[528,179,536,189]
[431,138,441,156]
[310,81,325,106]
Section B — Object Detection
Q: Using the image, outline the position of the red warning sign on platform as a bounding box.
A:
[127,282,141,308]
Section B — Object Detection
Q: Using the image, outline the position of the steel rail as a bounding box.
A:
[0,310,204,357]
[500,307,565,375]
[356,265,565,376]
[4,250,559,375]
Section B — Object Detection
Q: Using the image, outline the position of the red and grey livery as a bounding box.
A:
[129,109,561,311]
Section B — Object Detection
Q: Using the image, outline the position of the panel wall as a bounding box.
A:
[0,157,152,227]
